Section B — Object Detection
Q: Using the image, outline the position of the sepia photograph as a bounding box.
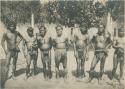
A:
[0,0,124,89]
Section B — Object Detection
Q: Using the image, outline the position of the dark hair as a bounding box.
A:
[7,21,16,29]
[80,23,87,28]
[55,24,63,30]
[27,27,33,32]
[98,24,105,28]
[39,25,46,30]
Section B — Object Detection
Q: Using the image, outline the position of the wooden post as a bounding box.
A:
[31,12,34,28]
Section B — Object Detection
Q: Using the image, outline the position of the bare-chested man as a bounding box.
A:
[1,22,24,79]
[53,25,69,79]
[88,24,112,82]
[73,24,89,78]
[111,28,124,82]
[22,27,38,79]
[37,25,52,79]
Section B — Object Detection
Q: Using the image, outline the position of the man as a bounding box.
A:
[22,27,38,79]
[73,24,89,78]
[111,28,124,82]
[37,25,52,79]
[1,21,24,79]
[88,24,111,82]
[53,25,69,79]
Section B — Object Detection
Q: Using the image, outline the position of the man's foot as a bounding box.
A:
[55,72,59,79]
[80,74,86,78]
[12,75,16,80]
[48,71,52,79]
[12,72,16,80]
[24,75,29,80]
[98,79,104,85]
[76,77,83,82]
[85,77,92,83]
[32,70,37,79]
[76,71,80,78]
[108,74,113,80]
[32,74,36,79]
[64,74,68,82]
[112,78,118,82]
[44,76,49,81]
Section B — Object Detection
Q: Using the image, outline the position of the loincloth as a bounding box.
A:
[95,52,107,60]
[41,50,51,62]
[95,48,108,55]
[114,48,124,61]
[7,48,19,57]
[28,48,38,56]
[115,48,124,57]
[55,49,67,63]
[76,49,85,59]
[9,48,20,52]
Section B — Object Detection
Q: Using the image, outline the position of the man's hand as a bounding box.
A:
[4,50,8,56]
[85,55,89,61]
[24,54,28,59]
[74,51,77,58]
[32,44,38,49]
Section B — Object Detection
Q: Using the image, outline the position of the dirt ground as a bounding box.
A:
[0,22,124,89]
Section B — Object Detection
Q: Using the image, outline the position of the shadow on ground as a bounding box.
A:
[104,70,119,80]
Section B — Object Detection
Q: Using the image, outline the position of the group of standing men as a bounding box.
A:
[1,21,124,83]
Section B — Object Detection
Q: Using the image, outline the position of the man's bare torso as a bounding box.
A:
[4,30,19,50]
[25,35,37,50]
[37,33,52,51]
[94,35,105,49]
[75,33,88,49]
[53,35,68,49]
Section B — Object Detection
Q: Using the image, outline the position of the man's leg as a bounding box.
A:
[100,53,106,79]
[33,53,38,76]
[48,53,52,79]
[12,52,18,78]
[62,54,68,79]
[55,50,60,79]
[41,52,47,79]
[81,56,85,78]
[25,54,31,79]
[120,56,124,80]
[75,51,80,77]
[42,57,47,79]
[112,53,118,79]
[55,59,60,79]
[5,52,11,79]
[88,54,99,82]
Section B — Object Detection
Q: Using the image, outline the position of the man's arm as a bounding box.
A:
[49,37,53,49]
[105,32,112,49]
[90,35,96,50]
[112,38,119,49]
[1,33,7,55]
[52,38,56,51]
[73,35,77,57]
[32,35,38,49]
[65,37,70,51]
[22,40,28,58]
[84,35,89,61]
[17,31,23,39]
[16,31,25,46]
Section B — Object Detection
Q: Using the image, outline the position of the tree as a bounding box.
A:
[1,0,41,26]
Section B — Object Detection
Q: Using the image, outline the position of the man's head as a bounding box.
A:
[118,28,124,37]
[98,24,105,35]
[79,24,87,34]
[27,27,34,37]
[56,25,63,37]
[7,21,16,32]
[39,25,46,37]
